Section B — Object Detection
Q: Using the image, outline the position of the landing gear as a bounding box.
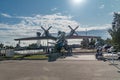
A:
[95,53,103,60]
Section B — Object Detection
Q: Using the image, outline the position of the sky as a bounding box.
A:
[0,0,120,46]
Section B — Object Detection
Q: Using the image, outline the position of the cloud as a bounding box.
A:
[108,12,114,16]
[0,13,111,45]
[0,13,79,44]
[1,13,12,18]
[99,4,105,9]
[51,8,57,11]
[0,13,111,34]
[15,13,77,33]
[76,24,111,32]
[84,24,111,31]
[108,12,120,16]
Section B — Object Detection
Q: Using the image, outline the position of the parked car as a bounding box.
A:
[103,44,111,51]
[103,53,119,60]
[107,46,117,53]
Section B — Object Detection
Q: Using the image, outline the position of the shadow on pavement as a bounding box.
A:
[107,60,120,71]
[117,71,120,73]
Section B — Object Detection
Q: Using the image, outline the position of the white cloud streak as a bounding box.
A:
[78,24,111,31]
[51,8,57,11]
[1,13,12,18]
[109,12,114,16]
[99,4,105,9]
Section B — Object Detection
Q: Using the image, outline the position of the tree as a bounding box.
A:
[0,43,4,49]
[105,38,112,45]
[108,12,120,50]
[28,43,38,49]
[5,45,14,49]
[81,38,89,48]
[97,38,105,46]
[89,38,96,49]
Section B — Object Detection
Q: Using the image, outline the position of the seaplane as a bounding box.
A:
[14,25,100,51]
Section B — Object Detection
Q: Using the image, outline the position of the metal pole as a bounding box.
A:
[86,28,87,36]
[112,51,114,64]
[47,38,49,53]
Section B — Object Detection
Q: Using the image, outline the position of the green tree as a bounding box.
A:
[89,38,96,49]
[108,12,120,50]
[5,45,14,49]
[81,38,89,48]
[28,43,38,49]
[105,38,112,45]
[0,43,4,49]
[97,38,105,46]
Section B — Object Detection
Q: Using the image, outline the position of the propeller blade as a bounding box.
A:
[74,26,79,30]
[41,26,46,31]
[75,32,78,36]
[68,25,73,30]
[48,26,52,30]
[42,32,45,36]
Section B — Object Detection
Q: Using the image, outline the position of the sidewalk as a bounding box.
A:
[58,55,96,61]
[0,60,120,80]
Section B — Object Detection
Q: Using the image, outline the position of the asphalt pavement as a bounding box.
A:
[0,55,120,80]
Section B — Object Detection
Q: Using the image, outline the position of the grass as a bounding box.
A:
[0,54,48,60]
[13,55,23,58]
[24,55,48,59]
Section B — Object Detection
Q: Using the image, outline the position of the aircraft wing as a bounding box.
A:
[14,36,57,41]
[66,35,100,39]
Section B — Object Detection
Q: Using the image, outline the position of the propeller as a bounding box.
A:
[68,25,79,37]
[41,26,52,37]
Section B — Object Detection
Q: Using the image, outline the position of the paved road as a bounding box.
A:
[0,59,120,80]
[59,55,96,61]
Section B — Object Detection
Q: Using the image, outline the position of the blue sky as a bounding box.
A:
[0,0,120,45]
